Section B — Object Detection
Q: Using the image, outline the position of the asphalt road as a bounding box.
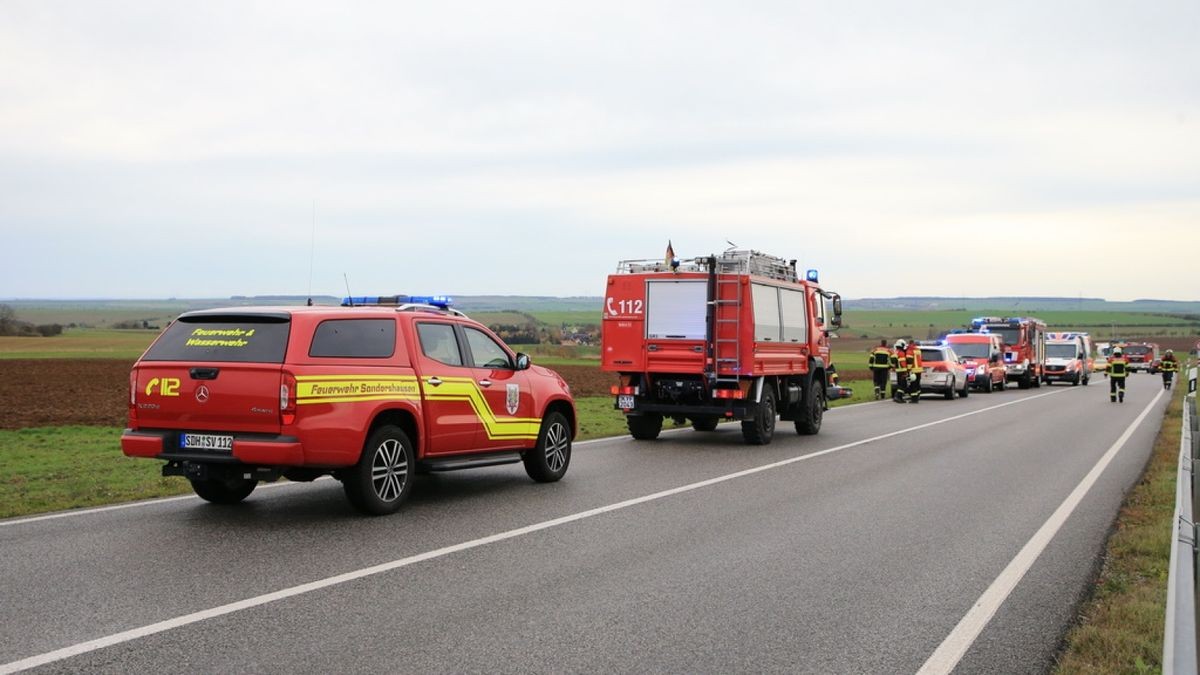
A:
[0,372,1171,674]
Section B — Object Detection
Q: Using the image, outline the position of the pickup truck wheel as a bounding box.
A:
[524,412,571,483]
[189,477,256,505]
[983,376,994,393]
[944,380,955,400]
[742,386,776,445]
[691,416,720,432]
[794,382,824,436]
[627,414,663,440]
[344,425,414,516]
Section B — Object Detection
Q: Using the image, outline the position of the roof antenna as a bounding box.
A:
[307,200,316,306]
[343,273,353,307]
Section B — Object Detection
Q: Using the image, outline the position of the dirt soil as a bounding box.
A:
[0,359,133,429]
[0,359,619,430]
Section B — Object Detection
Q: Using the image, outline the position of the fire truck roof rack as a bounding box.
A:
[396,303,469,318]
[616,249,799,282]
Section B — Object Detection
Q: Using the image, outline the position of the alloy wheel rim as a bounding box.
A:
[544,422,569,472]
[371,438,408,502]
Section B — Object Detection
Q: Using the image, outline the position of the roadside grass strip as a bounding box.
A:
[0,387,1073,674]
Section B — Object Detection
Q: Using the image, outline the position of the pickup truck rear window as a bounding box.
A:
[142,316,290,363]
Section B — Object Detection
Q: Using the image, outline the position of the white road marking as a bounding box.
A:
[917,387,1167,675]
[0,387,1071,674]
[0,479,311,529]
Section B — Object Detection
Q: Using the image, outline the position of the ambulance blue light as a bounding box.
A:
[805,269,819,282]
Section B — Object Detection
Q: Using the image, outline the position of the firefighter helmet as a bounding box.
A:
[894,339,907,350]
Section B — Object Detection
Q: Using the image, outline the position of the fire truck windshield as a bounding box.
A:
[1123,345,1150,355]
[986,327,1021,346]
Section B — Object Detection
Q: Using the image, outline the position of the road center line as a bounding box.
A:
[916,387,1166,675]
[0,387,1070,674]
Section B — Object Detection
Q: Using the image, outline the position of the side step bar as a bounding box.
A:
[419,452,522,473]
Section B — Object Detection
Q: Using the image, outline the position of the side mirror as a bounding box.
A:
[515,353,531,371]
[831,295,843,328]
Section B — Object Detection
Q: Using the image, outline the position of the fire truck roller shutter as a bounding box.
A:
[645,280,707,340]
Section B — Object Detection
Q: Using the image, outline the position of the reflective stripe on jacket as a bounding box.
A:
[870,348,892,369]
[1109,358,1128,377]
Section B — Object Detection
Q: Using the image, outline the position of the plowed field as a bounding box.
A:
[0,360,618,430]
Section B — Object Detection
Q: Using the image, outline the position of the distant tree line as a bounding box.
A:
[0,304,63,337]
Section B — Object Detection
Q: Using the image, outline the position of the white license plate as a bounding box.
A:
[617,395,635,410]
[180,433,233,451]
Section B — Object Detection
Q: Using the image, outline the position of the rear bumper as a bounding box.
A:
[121,429,305,466]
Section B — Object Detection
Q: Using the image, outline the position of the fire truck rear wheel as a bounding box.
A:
[344,425,414,516]
[628,414,663,440]
[189,476,256,505]
[524,412,571,482]
[691,416,720,432]
[742,387,776,445]
[794,382,824,436]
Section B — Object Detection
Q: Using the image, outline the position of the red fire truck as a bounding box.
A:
[970,316,1047,389]
[601,249,842,445]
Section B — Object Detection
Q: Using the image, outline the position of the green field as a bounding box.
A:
[0,328,156,359]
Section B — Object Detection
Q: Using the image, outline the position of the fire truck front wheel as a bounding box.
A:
[627,413,664,441]
[741,387,776,445]
[794,381,825,436]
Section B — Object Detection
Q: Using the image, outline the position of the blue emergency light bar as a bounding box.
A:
[341,294,454,308]
[805,269,819,282]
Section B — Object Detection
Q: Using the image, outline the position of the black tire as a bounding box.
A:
[1083,374,1090,386]
[1032,371,1042,388]
[627,414,663,441]
[794,381,825,436]
[960,380,968,398]
[742,385,777,445]
[1071,372,1080,386]
[983,376,994,393]
[524,411,571,482]
[189,476,256,505]
[1018,373,1031,389]
[343,425,415,516]
[691,416,720,432]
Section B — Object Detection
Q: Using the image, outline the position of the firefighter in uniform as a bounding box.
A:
[1108,347,1129,402]
[1161,349,1179,390]
[906,342,923,403]
[869,339,892,400]
[890,340,909,403]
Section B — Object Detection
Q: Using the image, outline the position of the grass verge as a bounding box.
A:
[0,426,190,519]
[1053,382,1186,673]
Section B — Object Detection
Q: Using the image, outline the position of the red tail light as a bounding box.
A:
[610,385,640,395]
[128,369,138,425]
[281,372,297,425]
[931,364,949,373]
[712,389,746,399]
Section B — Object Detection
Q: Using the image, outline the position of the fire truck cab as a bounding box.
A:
[971,316,1047,389]
[601,249,841,445]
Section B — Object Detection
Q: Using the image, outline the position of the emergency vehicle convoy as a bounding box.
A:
[945,332,1006,392]
[968,316,1047,389]
[1044,332,1093,386]
[121,296,577,515]
[601,249,842,445]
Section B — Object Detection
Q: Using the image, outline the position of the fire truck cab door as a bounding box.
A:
[414,321,481,455]
[461,326,536,451]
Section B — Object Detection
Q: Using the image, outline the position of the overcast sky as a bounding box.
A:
[1,1,1197,301]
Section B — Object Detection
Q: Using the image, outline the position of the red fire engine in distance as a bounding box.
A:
[601,249,841,446]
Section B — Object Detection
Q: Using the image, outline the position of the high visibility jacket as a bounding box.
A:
[891,350,908,373]
[870,348,892,369]
[1162,358,1179,373]
[908,348,923,372]
[1109,357,1128,378]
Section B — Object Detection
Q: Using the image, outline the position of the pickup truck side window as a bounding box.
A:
[309,319,396,358]
[417,323,464,366]
[464,327,513,369]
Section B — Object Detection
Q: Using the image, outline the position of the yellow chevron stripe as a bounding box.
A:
[422,379,541,440]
